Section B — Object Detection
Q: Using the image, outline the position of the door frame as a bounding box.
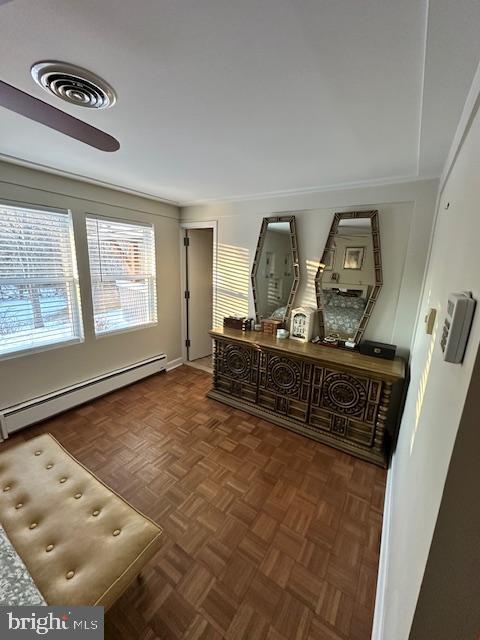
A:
[179,220,218,363]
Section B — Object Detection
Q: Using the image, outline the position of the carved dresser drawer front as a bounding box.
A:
[320,370,369,416]
[257,351,312,423]
[214,340,259,383]
[215,376,257,404]
[309,367,384,449]
[257,389,309,423]
[312,368,381,423]
[261,353,304,398]
[308,408,375,446]
[213,340,260,404]
[208,328,406,467]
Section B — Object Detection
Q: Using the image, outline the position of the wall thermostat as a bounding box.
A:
[440,292,476,363]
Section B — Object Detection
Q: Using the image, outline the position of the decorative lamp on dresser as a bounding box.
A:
[208,327,405,467]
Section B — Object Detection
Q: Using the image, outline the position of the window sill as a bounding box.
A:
[95,321,159,339]
[0,337,84,362]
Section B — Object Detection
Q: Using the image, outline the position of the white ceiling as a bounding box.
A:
[0,0,479,204]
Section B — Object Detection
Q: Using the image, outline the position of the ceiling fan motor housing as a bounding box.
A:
[31,61,116,109]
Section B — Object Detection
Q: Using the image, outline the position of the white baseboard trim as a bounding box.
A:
[0,414,7,441]
[372,464,394,640]
[0,354,167,437]
[166,357,184,371]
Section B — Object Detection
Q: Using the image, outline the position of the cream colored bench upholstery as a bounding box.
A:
[0,434,163,609]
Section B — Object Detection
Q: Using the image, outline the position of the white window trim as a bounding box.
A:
[0,336,83,362]
[95,320,158,339]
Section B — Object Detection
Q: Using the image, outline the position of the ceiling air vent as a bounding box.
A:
[31,61,116,109]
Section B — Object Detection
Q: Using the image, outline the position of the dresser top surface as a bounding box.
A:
[210,327,406,381]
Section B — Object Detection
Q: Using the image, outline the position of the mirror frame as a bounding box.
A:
[314,210,382,343]
[251,215,300,323]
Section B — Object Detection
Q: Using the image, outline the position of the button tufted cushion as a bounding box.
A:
[0,434,163,609]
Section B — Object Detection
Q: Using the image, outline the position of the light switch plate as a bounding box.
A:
[425,308,437,335]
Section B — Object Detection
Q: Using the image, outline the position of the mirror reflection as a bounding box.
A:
[252,217,299,322]
[317,213,381,342]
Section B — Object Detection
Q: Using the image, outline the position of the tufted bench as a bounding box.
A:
[0,434,163,609]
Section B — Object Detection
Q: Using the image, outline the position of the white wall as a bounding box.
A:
[182,179,438,357]
[377,85,480,638]
[0,161,182,408]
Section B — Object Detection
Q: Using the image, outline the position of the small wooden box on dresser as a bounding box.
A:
[208,327,406,467]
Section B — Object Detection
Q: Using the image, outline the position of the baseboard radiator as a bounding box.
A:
[0,354,167,439]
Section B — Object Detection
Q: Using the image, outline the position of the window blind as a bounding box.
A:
[0,203,83,357]
[86,216,157,335]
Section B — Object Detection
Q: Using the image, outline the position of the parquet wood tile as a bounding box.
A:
[283,497,316,536]
[225,603,270,640]
[151,590,197,639]
[201,583,237,635]
[316,582,355,636]
[178,564,216,609]
[308,617,346,640]
[287,563,325,610]
[297,541,330,577]
[260,547,295,588]
[185,615,223,640]
[8,365,386,639]
[243,572,282,621]
[238,531,270,567]
[274,592,313,640]
[218,552,256,602]
[326,555,361,597]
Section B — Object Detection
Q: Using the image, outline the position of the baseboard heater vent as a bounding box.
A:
[0,354,167,439]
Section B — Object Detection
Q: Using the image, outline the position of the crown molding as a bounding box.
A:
[181,174,439,208]
[0,153,180,207]
[0,153,439,210]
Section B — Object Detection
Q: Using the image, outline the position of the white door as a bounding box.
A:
[186,228,213,361]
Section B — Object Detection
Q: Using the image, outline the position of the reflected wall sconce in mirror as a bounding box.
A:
[251,215,300,323]
[315,210,382,344]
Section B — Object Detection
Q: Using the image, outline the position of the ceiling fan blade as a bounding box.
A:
[0,80,120,152]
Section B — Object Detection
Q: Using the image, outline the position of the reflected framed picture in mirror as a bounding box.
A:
[343,246,365,270]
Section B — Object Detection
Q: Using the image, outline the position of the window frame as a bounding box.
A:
[0,200,84,361]
[85,213,158,337]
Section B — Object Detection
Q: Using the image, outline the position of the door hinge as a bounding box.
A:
[183,236,190,246]
[185,339,191,348]
[184,290,190,299]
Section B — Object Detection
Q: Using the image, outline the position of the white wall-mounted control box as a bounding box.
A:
[440,292,476,363]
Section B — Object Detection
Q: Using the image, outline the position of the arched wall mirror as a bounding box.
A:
[315,210,382,343]
[251,215,299,322]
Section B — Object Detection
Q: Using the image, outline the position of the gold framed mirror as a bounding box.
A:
[315,210,382,343]
[251,215,299,322]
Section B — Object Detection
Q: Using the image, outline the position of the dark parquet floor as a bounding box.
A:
[7,365,386,640]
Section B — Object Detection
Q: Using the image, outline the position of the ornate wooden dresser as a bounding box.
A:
[208,328,406,467]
